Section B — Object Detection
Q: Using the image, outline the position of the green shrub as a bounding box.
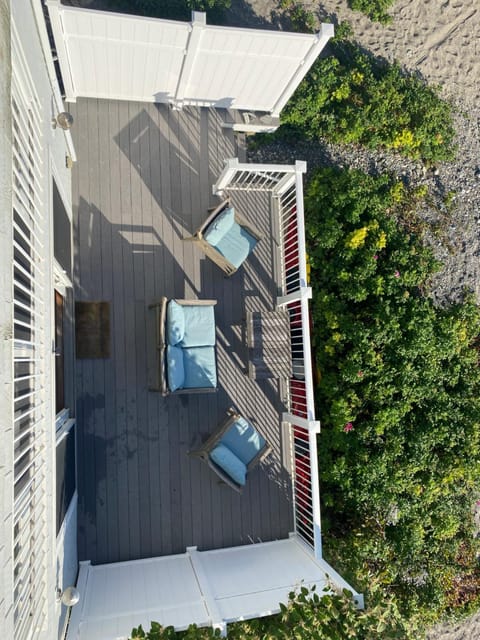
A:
[277,0,316,33]
[131,585,418,639]
[281,41,456,163]
[102,0,231,22]
[305,167,480,621]
[348,0,395,24]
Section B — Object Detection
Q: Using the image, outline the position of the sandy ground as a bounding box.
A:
[227,0,480,108]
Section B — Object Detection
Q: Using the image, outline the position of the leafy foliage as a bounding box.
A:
[131,585,418,639]
[348,0,395,24]
[99,0,231,22]
[281,40,456,163]
[276,0,316,32]
[305,167,480,620]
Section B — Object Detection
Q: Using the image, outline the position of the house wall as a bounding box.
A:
[0,1,14,637]
[7,0,76,638]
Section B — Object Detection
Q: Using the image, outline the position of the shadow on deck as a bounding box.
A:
[71,99,294,564]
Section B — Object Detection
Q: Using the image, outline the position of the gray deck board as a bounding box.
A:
[71,99,293,564]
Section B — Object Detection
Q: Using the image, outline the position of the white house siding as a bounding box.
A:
[2,0,75,638]
[0,1,15,638]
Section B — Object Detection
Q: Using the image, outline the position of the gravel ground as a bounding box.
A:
[249,102,480,306]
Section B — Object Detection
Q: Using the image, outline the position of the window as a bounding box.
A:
[55,290,65,414]
[56,427,76,535]
[53,179,72,277]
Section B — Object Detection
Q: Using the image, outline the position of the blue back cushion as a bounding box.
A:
[220,417,266,465]
[180,304,216,347]
[166,300,185,346]
[215,222,258,269]
[204,206,235,247]
[210,443,246,486]
[166,345,185,391]
[183,346,217,389]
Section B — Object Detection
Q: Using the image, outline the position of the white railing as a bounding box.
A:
[11,25,49,640]
[213,159,322,557]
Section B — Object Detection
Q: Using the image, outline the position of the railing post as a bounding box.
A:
[282,413,320,432]
[294,162,308,290]
[212,158,239,195]
[308,429,322,558]
[276,286,311,308]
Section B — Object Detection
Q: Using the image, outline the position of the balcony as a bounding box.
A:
[68,98,359,638]
[73,99,295,561]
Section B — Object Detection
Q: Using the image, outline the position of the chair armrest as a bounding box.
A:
[246,443,272,472]
[174,299,217,307]
[194,412,240,456]
[195,199,230,239]
[148,297,168,394]
[234,210,264,243]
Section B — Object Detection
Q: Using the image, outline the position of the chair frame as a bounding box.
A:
[148,297,218,396]
[185,199,263,276]
[189,408,272,493]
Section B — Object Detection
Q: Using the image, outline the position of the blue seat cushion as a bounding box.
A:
[220,417,266,466]
[182,346,217,389]
[209,443,246,486]
[214,222,258,269]
[204,206,235,247]
[180,304,216,347]
[166,345,185,391]
[166,300,185,346]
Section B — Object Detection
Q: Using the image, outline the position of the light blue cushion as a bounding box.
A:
[210,443,246,486]
[220,417,266,466]
[182,346,217,389]
[166,345,185,391]
[180,304,216,347]
[166,300,185,346]
[204,206,235,247]
[214,222,258,269]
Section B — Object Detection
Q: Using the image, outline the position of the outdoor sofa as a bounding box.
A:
[149,297,218,395]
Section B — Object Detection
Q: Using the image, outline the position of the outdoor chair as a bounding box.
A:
[148,297,218,395]
[185,199,263,276]
[190,409,271,492]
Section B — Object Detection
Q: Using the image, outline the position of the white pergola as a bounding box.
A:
[46,1,333,116]
[67,537,362,639]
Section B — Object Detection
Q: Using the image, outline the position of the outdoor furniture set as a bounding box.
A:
[148,199,276,490]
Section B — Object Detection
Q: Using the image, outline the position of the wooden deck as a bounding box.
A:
[71,99,294,565]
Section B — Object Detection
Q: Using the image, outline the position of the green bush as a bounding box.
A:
[277,0,316,33]
[101,0,231,22]
[131,585,418,639]
[305,167,480,621]
[281,41,456,163]
[348,0,395,24]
